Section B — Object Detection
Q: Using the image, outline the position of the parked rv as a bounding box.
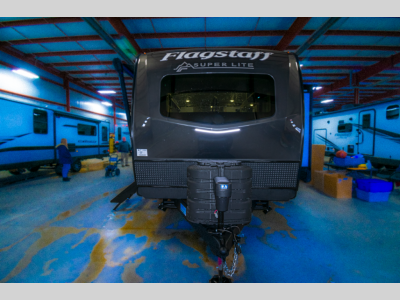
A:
[111,48,304,281]
[312,99,400,169]
[0,98,110,175]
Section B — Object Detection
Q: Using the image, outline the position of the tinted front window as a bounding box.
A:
[362,114,370,129]
[160,74,275,125]
[338,123,352,133]
[33,109,48,134]
[102,126,108,141]
[78,124,96,136]
[386,105,399,119]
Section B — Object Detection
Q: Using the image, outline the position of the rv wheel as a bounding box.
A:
[371,163,384,170]
[9,169,25,175]
[55,164,63,176]
[116,169,120,176]
[71,160,82,172]
[28,166,40,172]
[385,165,397,171]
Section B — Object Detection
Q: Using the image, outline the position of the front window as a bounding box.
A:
[78,124,96,136]
[160,74,275,125]
[33,109,48,134]
[386,105,399,120]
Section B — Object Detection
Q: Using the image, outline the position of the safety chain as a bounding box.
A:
[223,243,239,277]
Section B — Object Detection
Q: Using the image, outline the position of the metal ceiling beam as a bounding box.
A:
[302,57,383,61]
[302,73,398,78]
[91,83,132,86]
[275,17,311,51]
[33,50,115,57]
[107,18,141,56]
[4,29,400,46]
[144,45,400,52]
[361,88,400,103]
[0,45,115,101]
[82,17,134,65]
[2,35,116,46]
[0,17,174,28]
[314,52,400,98]
[80,76,132,81]
[26,46,400,59]
[52,61,113,67]
[295,17,341,56]
[68,70,117,74]
[0,17,83,27]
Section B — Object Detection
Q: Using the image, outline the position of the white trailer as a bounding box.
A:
[312,99,400,170]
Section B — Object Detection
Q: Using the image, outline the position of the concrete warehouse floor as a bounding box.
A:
[0,160,400,283]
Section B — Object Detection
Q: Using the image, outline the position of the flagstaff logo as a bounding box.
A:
[161,50,273,62]
[174,61,255,72]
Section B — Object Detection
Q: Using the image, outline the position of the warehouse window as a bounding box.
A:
[102,126,108,142]
[160,74,275,125]
[386,105,399,120]
[362,114,371,129]
[33,109,48,134]
[338,123,352,133]
[78,124,96,136]
[118,127,122,140]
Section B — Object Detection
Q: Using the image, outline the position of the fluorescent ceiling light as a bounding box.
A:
[98,90,116,94]
[195,128,240,134]
[12,69,39,79]
[102,101,113,106]
[321,99,334,103]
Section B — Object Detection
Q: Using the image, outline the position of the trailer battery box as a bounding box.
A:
[186,162,252,225]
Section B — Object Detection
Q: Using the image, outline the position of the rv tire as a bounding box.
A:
[55,164,63,176]
[71,160,82,172]
[9,169,25,176]
[28,166,40,172]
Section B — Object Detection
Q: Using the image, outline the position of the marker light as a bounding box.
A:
[195,128,240,134]
[98,90,116,94]
[12,69,39,79]
[101,101,113,106]
[321,99,334,103]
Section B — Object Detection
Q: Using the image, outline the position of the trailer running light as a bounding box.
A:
[98,90,116,94]
[12,69,39,79]
[102,101,113,106]
[321,99,334,103]
[195,129,240,134]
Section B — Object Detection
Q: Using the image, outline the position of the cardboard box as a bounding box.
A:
[324,173,353,198]
[311,144,327,184]
[313,170,336,192]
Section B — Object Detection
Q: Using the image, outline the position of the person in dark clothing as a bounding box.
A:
[119,137,131,167]
[56,138,73,182]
